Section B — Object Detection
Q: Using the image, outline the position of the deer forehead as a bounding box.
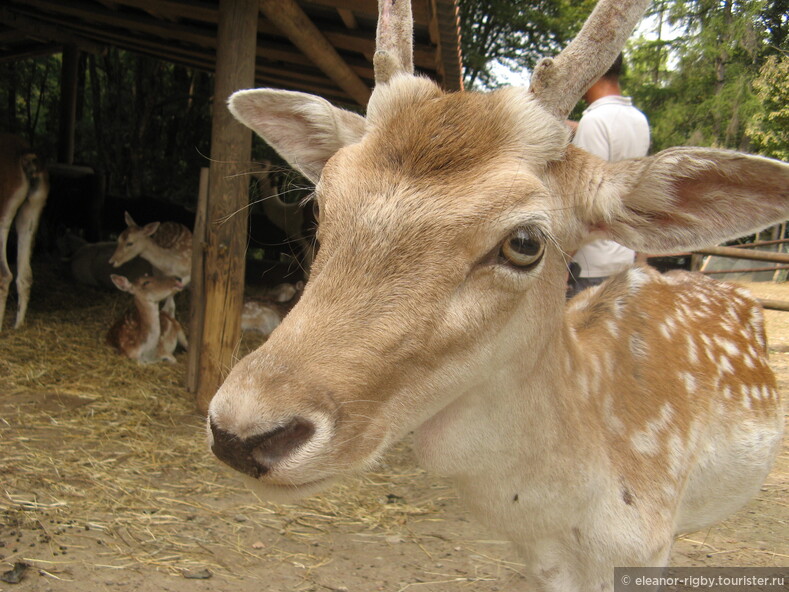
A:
[315,81,571,257]
[363,77,569,179]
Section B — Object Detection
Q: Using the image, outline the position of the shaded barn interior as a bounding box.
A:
[0,0,463,405]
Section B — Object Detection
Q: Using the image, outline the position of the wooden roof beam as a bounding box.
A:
[0,43,62,62]
[303,0,430,26]
[0,6,105,55]
[337,8,358,30]
[259,0,370,105]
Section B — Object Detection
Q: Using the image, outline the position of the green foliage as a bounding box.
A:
[626,0,785,154]
[747,54,789,160]
[1,50,212,206]
[458,0,595,89]
[80,50,213,205]
[0,56,61,154]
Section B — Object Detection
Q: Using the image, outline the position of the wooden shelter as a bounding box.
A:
[0,0,464,412]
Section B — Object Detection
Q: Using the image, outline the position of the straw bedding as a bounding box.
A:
[0,262,456,583]
[0,262,787,589]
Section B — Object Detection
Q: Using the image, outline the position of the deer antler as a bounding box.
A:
[529,0,651,120]
[374,0,415,84]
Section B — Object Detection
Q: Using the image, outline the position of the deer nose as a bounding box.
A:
[209,417,315,478]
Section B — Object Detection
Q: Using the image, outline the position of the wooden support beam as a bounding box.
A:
[259,0,370,105]
[337,8,358,29]
[57,44,79,165]
[0,6,104,55]
[193,0,258,414]
[0,43,62,62]
[187,168,209,394]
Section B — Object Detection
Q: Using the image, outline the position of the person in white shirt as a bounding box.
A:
[567,53,650,297]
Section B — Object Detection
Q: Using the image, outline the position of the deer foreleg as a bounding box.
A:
[13,189,47,328]
[0,222,12,331]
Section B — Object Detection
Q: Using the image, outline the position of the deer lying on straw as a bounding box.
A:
[207,0,788,589]
[106,274,187,363]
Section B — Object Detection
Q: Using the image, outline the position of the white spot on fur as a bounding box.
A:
[716,337,740,358]
[626,267,650,293]
[631,403,674,456]
[686,335,699,365]
[630,334,648,359]
[603,396,625,435]
[680,372,697,394]
[666,433,685,478]
[718,356,734,375]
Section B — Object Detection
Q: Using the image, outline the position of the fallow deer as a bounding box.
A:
[109,211,192,315]
[109,211,192,285]
[242,281,304,338]
[67,238,153,291]
[207,0,789,589]
[0,133,49,331]
[106,274,187,363]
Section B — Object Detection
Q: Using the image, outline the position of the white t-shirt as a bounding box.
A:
[572,95,650,278]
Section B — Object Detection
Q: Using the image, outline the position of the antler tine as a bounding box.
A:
[374,0,415,85]
[529,0,651,120]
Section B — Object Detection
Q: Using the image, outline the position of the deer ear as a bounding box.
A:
[228,89,367,184]
[142,222,160,236]
[111,274,132,292]
[571,147,789,253]
[124,211,137,228]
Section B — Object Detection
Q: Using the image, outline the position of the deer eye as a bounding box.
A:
[499,228,545,269]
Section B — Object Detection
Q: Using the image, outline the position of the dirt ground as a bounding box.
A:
[1,267,787,592]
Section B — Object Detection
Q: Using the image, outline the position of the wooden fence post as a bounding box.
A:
[194,0,258,414]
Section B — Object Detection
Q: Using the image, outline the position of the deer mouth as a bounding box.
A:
[206,409,351,500]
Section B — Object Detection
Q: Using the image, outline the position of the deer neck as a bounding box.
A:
[133,296,162,347]
[139,240,178,275]
[412,285,581,480]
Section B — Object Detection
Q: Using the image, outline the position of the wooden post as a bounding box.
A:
[58,44,79,164]
[187,167,209,394]
[194,0,258,414]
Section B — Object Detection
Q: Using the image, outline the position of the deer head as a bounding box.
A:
[109,212,161,268]
[208,0,789,509]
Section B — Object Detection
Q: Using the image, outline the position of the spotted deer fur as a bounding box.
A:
[206,1,788,590]
[0,133,49,331]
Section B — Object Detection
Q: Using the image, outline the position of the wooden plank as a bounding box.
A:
[694,245,789,264]
[323,28,436,70]
[55,15,357,97]
[431,0,463,90]
[260,0,370,105]
[0,6,104,54]
[107,0,219,25]
[337,8,358,29]
[758,299,789,312]
[21,0,216,48]
[187,167,209,393]
[303,0,431,26]
[703,265,789,275]
[0,43,62,62]
[196,0,258,413]
[21,3,376,84]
